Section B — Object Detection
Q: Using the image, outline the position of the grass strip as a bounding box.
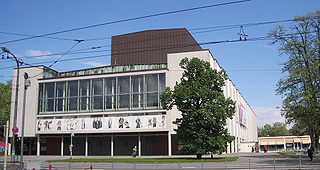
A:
[277,151,296,155]
[52,157,238,163]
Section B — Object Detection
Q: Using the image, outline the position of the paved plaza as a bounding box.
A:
[0,152,319,169]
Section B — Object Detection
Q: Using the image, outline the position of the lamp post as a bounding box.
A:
[20,72,30,165]
[1,47,23,157]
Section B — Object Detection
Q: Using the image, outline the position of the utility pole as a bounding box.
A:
[20,72,30,164]
[1,46,23,157]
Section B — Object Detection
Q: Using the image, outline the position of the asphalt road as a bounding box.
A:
[0,152,319,170]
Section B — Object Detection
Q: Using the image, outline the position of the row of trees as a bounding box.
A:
[258,122,309,137]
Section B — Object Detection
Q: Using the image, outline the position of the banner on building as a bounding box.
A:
[36,114,166,133]
[239,104,247,127]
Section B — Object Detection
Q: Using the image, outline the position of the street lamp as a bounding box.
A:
[1,47,23,158]
[20,72,30,165]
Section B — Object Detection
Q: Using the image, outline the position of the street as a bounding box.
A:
[1,152,319,170]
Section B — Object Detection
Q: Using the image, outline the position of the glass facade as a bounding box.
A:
[38,73,165,114]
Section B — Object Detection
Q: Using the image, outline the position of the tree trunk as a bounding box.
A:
[196,154,202,159]
[314,134,319,151]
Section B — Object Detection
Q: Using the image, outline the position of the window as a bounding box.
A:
[118,76,130,110]
[92,79,103,110]
[146,74,159,108]
[79,80,90,111]
[38,73,166,114]
[131,75,144,109]
[67,81,78,111]
[55,82,66,112]
[44,82,54,112]
[38,83,44,113]
[105,78,116,110]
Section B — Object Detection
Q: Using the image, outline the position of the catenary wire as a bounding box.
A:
[1,17,295,62]
[0,0,251,45]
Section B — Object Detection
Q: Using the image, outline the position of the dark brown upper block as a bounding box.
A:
[111,28,202,65]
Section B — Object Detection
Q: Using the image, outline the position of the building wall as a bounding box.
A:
[10,50,257,155]
[167,50,258,153]
[10,66,44,137]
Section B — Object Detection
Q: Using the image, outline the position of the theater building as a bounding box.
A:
[9,29,257,156]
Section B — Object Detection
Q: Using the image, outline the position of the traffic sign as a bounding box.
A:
[12,127,19,134]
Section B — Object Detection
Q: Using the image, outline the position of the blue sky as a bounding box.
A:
[0,0,319,127]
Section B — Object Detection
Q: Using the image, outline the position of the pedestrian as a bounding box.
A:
[252,146,255,153]
[264,145,267,153]
[132,145,137,157]
[307,145,314,161]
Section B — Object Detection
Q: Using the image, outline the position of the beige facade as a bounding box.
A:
[10,49,257,156]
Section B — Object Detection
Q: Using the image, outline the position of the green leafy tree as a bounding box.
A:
[161,57,235,159]
[258,122,291,137]
[268,10,320,149]
[289,121,309,136]
[0,81,11,126]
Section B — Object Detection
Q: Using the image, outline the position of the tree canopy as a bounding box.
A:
[269,10,320,149]
[258,122,291,137]
[161,57,235,159]
[0,81,11,126]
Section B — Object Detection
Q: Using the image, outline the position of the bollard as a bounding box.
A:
[112,160,114,170]
[13,163,15,170]
[299,156,302,169]
[273,157,276,170]
[178,160,181,169]
[156,160,158,170]
[225,159,227,170]
[49,160,52,170]
[68,161,71,170]
[201,159,203,170]
[134,160,136,170]
[90,161,93,170]
[22,162,24,169]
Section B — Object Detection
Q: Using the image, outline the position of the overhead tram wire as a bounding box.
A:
[0,30,316,71]
[0,36,275,71]
[0,0,251,45]
[0,17,295,62]
[0,31,77,41]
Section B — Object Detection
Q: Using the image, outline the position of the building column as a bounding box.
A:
[85,134,88,156]
[283,137,286,151]
[36,135,40,156]
[138,133,141,156]
[61,135,64,156]
[168,131,171,156]
[111,134,114,156]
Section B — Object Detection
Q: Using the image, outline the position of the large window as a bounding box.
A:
[55,82,66,112]
[92,79,103,110]
[118,76,130,109]
[79,80,90,111]
[105,77,116,110]
[67,81,78,111]
[44,82,54,112]
[132,75,144,109]
[38,73,165,114]
[146,74,159,108]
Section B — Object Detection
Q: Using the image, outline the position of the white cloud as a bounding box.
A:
[253,106,286,128]
[81,61,105,67]
[26,49,52,59]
